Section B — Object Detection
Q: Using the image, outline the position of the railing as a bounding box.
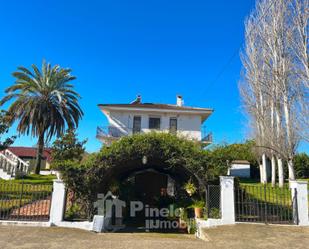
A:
[201,126,213,144]
[0,153,17,176]
[97,125,213,144]
[0,150,29,178]
[96,126,131,140]
[235,184,294,224]
[2,149,29,173]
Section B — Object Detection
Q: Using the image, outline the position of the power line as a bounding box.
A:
[200,0,278,96]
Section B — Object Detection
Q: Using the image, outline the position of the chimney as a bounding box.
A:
[176,95,183,107]
[130,95,142,104]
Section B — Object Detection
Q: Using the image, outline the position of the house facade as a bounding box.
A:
[0,147,52,179]
[97,95,213,145]
[8,147,52,171]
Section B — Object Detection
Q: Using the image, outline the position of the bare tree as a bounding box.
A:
[240,0,308,185]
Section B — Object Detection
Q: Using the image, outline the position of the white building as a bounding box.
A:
[228,160,251,178]
[97,95,213,145]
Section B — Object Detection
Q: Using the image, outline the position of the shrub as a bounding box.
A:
[294,153,309,179]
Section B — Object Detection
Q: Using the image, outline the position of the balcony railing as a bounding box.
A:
[96,126,131,140]
[97,125,213,144]
[201,126,213,144]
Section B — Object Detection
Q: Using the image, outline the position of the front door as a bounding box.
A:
[135,171,168,206]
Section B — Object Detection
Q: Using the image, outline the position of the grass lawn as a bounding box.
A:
[0,174,56,185]
[238,178,292,206]
[239,178,309,209]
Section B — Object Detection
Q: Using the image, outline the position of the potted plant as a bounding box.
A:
[183,179,197,196]
[191,200,205,218]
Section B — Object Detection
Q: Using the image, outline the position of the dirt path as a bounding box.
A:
[0,224,308,249]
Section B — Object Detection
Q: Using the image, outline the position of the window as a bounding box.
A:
[149,117,161,130]
[169,118,177,134]
[133,116,141,134]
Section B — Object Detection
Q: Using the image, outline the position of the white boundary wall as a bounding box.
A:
[289,180,309,226]
[196,178,309,239]
[1,177,308,233]
[49,180,93,230]
[0,180,92,231]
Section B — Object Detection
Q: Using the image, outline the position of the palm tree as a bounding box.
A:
[0,61,83,174]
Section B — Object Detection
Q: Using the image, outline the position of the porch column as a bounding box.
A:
[220,176,235,225]
[289,180,309,226]
[50,179,66,225]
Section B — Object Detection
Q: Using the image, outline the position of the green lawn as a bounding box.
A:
[0,174,56,185]
[238,178,292,206]
[238,178,309,207]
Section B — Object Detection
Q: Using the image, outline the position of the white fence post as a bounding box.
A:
[220,176,235,225]
[49,179,66,225]
[289,180,309,226]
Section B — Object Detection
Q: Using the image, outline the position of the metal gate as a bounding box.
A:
[235,184,297,225]
[0,181,53,221]
[206,185,221,219]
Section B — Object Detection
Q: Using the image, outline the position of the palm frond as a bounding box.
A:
[0,60,83,140]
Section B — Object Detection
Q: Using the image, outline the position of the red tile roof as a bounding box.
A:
[8,147,52,162]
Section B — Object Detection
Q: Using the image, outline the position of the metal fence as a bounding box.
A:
[0,181,53,221]
[235,184,296,224]
[206,185,221,219]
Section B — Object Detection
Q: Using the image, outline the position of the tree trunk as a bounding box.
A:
[288,158,296,180]
[262,154,268,184]
[271,155,276,187]
[35,133,45,175]
[283,97,296,181]
[259,163,264,184]
[277,158,284,188]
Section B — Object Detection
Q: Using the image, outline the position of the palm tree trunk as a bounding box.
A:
[35,133,45,174]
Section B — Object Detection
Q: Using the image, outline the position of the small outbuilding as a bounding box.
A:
[227,160,251,178]
[8,146,52,171]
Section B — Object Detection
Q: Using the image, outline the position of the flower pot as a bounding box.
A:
[194,207,203,218]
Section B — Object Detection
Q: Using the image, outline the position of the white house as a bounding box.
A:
[228,160,251,178]
[97,95,213,145]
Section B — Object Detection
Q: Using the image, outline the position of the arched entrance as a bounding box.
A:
[87,133,208,231]
[101,161,204,230]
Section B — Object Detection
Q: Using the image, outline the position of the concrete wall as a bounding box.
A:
[107,110,202,141]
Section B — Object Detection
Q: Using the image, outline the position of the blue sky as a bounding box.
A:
[0,0,307,153]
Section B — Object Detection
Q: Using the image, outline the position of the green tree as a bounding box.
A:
[294,153,309,179]
[51,129,87,168]
[0,61,83,174]
[205,140,259,178]
[0,110,15,151]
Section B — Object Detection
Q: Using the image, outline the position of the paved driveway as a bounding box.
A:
[0,224,308,249]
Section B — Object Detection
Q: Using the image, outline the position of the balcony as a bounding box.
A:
[201,127,213,145]
[96,126,131,141]
[97,125,213,145]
